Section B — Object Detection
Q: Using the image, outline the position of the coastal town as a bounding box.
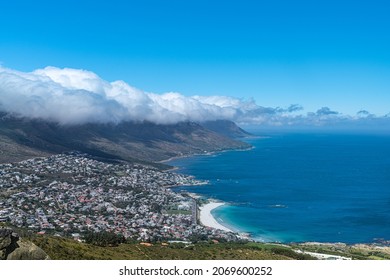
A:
[0,152,240,243]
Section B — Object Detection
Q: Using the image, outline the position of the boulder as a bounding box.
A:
[0,228,50,260]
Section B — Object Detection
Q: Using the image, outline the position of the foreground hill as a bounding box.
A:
[23,234,390,260]
[26,234,313,260]
[3,225,389,260]
[0,113,251,164]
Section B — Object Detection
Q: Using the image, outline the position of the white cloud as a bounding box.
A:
[0,66,260,125]
[0,65,388,130]
[0,67,127,124]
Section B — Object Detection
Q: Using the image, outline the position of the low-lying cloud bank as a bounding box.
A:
[0,66,388,129]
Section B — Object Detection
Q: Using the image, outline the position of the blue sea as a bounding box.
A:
[170,132,390,244]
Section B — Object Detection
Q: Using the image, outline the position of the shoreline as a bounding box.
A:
[158,145,255,165]
[162,146,254,235]
[198,201,233,232]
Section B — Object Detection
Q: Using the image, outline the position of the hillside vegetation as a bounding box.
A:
[27,235,390,260]
[27,235,314,260]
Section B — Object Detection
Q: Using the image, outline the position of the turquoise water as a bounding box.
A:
[170,133,390,244]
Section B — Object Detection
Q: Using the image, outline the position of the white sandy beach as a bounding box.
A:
[199,202,233,232]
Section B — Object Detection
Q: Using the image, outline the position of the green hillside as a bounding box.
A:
[27,235,314,260]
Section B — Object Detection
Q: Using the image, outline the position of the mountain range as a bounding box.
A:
[0,113,251,165]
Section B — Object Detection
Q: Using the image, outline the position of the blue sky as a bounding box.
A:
[1,0,390,122]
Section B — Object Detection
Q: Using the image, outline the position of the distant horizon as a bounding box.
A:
[243,123,390,135]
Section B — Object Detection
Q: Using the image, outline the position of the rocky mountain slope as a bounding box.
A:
[0,113,251,164]
[202,120,252,138]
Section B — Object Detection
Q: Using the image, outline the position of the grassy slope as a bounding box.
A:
[5,223,387,260]
[28,236,315,260]
[28,235,390,260]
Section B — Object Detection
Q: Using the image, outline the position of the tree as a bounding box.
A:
[84,230,125,247]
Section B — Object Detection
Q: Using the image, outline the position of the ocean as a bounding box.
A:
[169,132,390,244]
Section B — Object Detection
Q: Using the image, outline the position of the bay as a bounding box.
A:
[170,132,390,244]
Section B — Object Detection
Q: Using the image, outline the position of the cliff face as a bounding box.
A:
[0,228,50,260]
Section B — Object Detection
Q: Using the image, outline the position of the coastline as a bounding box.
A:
[198,201,233,232]
[158,145,255,165]
[164,145,255,235]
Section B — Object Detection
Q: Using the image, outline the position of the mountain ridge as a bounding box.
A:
[0,113,251,165]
